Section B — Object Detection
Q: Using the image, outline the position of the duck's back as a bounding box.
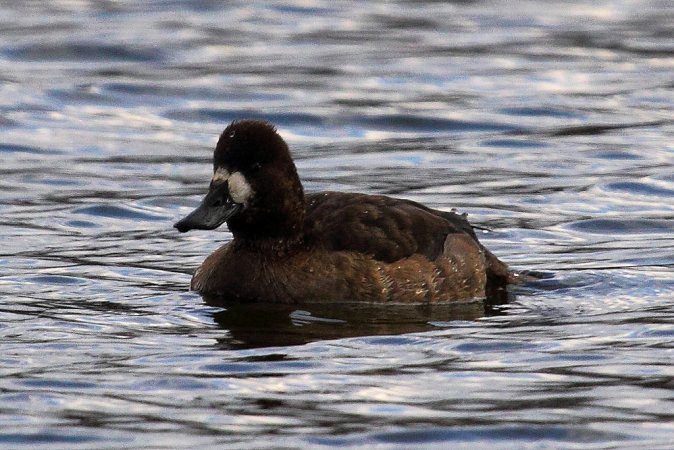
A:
[304,191,510,286]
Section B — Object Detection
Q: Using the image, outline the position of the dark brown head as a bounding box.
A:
[174,120,305,239]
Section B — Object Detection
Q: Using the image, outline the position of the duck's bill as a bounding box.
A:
[174,184,241,232]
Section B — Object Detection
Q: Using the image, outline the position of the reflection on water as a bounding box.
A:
[1,0,673,448]
[211,300,493,348]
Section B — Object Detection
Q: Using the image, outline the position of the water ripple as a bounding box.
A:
[567,218,674,235]
[6,43,164,63]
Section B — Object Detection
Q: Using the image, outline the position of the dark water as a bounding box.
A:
[1,1,673,448]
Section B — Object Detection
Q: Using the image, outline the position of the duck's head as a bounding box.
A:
[174,120,305,239]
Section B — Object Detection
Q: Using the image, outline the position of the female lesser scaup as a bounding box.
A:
[175,120,515,303]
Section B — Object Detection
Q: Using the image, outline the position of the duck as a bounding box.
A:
[175,119,515,304]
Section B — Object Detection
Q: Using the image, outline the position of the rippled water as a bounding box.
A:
[1,1,673,448]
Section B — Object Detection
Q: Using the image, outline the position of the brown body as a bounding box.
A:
[176,120,512,304]
[191,191,510,303]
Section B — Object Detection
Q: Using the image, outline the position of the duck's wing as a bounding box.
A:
[304,191,478,263]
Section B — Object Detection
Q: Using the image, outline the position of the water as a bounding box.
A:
[1,0,673,448]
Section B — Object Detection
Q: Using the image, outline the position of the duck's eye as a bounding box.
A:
[251,162,262,172]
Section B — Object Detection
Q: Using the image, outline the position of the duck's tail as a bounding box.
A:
[485,248,547,286]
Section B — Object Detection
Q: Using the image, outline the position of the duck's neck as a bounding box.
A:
[227,160,306,254]
[232,231,305,256]
[227,192,306,255]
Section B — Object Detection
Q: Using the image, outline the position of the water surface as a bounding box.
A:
[1,1,673,448]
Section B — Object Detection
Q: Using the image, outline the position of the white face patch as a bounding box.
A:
[211,167,253,205]
[211,167,230,185]
[228,171,253,205]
